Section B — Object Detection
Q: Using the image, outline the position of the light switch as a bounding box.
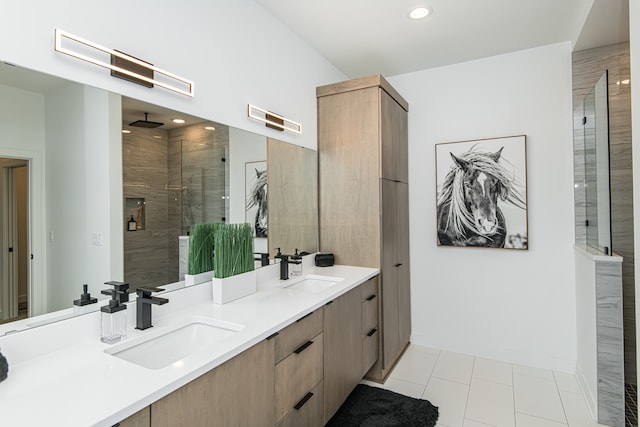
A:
[92,233,103,246]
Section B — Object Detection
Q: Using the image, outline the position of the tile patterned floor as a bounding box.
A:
[361,344,613,427]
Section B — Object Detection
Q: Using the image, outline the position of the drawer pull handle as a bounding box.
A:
[395,263,402,267]
[367,328,378,337]
[325,300,334,306]
[265,332,279,341]
[296,312,312,322]
[366,294,376,301]
[294,340,314,354]
[294,392,314,411]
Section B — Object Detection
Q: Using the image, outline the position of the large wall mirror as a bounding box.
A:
[0,62,318,334]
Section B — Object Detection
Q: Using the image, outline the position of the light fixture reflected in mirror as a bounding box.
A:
[247,104,302,135]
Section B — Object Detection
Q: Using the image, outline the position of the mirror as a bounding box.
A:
[0,62,318,334]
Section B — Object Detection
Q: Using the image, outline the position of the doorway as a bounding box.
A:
[0,159,29,323]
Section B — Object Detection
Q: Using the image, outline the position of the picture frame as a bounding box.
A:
[435,135,528,249]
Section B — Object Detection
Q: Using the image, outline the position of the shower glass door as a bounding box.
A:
[583,71,612,254]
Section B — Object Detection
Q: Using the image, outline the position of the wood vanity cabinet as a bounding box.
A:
[323,285,364,423]
[317,75,411,382]
[114,407,150,427]
[361,276,379,377]
[150,338,275,427]
[274,308,324,427]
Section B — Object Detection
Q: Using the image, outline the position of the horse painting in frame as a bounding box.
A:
[435,135,528,249]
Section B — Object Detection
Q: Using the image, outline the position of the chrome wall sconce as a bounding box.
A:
[247,104,302,135]
[54,29,194,97]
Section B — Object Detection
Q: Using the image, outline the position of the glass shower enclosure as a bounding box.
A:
[579,71,612,254]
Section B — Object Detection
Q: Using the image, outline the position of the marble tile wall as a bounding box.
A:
[122,126,170,290]
[595,260,625,426]
[572,42,635,385]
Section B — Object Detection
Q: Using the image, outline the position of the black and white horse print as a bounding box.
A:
[437,146,526,248]
[246,168,268,238]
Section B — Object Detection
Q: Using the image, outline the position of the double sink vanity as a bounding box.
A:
[0,255,380,426]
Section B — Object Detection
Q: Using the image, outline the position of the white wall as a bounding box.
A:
[0,1,346,151]
[389,42,577,371]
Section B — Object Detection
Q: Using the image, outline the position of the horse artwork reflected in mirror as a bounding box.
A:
[246,165,268,238]
[436,136,527,249]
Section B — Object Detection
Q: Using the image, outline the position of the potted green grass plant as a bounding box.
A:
[212,223,256,304]
[184,222,219,286]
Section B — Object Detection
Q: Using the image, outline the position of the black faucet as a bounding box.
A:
[135,287,169,330]
[101,281,129,304]
[254,252,270,267]
[274,248,301,280]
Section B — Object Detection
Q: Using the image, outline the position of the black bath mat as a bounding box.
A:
[326,384,439,427]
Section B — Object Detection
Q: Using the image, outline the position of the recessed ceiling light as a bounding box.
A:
[172,118,186,124]
[122,129,131,134]
[409,6,432,20]
[204,126,216,131]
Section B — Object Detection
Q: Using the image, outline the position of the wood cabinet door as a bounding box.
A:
[396,182,411,346]
[323,288,362,423]
[318,87,381,267]
[151,339,275,427]
[116,407,150,427]
[381,178,400,369]
[380,89,409,183]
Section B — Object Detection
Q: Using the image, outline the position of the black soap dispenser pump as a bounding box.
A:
[73,284,98,315]
[290,249,303,276]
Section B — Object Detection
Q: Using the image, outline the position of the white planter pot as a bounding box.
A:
[212,270,257,305]
[184,270,214,287]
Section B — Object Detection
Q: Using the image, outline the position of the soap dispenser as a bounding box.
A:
[101,288,127,344]
[290,249,303,276]
[73,284,98,315]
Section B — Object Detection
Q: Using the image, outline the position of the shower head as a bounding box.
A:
[129,112,164,128]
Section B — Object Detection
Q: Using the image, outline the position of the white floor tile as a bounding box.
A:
[513,374,566,424]
[513,364,555,381]
[466,377,515,427]
[432,351,475,384]
[515,412,567,426]
[423,377,470,427]
[473,357,513,386]
[552,372,581,394]
[389,345,440,385]
[383,378,425,398]
[559,391,609,427]
[463,420,495,427]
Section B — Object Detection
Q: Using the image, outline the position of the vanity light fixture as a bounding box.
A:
[247,104,302,135]
[54,29,194,97]
[409,6,432,19]
[172,118,186,124]
[204,126,216,131]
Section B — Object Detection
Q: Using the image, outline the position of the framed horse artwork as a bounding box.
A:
[245,160,268,238]
[435,135,528,249]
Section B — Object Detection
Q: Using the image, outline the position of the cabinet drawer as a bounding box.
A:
[362,328,379,376]
[275,332,324,421]
[360,277,378,302]
[362,278,378,335]
[275,308,323,363]
[277,381,323,427]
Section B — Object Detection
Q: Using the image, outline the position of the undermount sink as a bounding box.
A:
[105,317,244,370]
[280,274,345,293]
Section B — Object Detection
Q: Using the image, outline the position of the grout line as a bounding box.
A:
[515,410,568,426]
[552,371,570,425]
[462,356,476,422]
[511,359,516,427]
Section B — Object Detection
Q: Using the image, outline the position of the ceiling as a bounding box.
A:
[255,0,629,78]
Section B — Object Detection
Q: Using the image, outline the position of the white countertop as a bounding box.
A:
[0,262,378,427]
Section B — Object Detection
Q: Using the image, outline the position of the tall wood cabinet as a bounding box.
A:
[317,74,411,382]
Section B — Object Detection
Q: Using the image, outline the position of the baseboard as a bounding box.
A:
[575,362,597,420]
